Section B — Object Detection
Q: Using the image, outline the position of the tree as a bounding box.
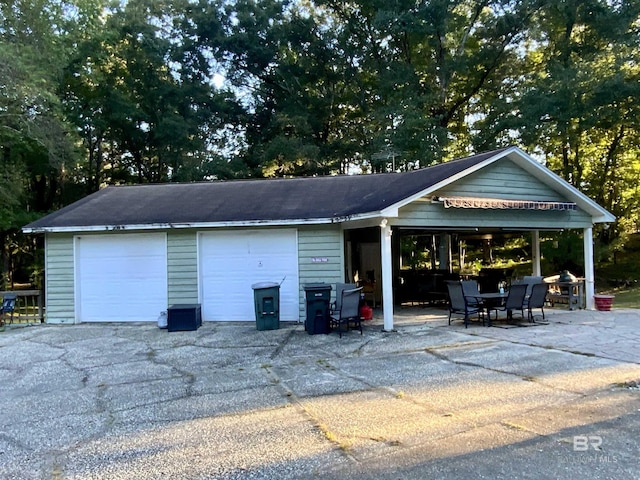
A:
[515,0,640,244]
[0,0,88,287]
[63,0,242,187]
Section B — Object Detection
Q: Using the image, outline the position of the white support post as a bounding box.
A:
[380,219,395,332]
[584,227,595,310]
[531,230,541,276]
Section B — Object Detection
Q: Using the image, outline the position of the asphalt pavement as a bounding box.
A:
[1,306,639,479]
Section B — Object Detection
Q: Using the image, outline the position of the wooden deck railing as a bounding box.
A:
[0,290,44,323]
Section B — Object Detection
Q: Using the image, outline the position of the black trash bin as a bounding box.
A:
[252,282,280,330]
[303,283,332,335]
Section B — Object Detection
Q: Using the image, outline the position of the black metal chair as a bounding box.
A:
[446,281,483,328]
[330,282,357,315]
[526,282,549,322]
[460,279,482,308]
[330,287,363,337]
[0,293,17,327]
[490,283,528,323]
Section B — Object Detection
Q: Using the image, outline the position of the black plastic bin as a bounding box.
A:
[303,283,332,335]
[251,282,280,331]
[167,304,202,332]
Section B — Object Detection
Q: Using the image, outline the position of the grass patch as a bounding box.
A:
[503,421,528,431]
[318,423,352,451]
[599,285,640,309]
[317,358,335,370]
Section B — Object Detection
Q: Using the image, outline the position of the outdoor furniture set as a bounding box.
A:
[446,278,550,328]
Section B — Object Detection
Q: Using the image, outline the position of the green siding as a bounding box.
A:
[394,158,593,229]
[44,227,346,324]
[167,231,198,304]
[297,226,344,321]
[440,159,564,200]
[45,234,75,324]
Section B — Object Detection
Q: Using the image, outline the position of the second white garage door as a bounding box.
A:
[199,229,299,321]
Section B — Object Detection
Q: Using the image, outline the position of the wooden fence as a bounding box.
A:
[0,290,44,324]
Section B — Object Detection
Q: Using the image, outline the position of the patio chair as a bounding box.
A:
[460,279,482,308]
[0,293,17,327]
[490,283,528,323]
[330,287,363,338]
[526,282,549,322]
[518,275,544,299]
[331,283,357,315]
[446,281,483,328]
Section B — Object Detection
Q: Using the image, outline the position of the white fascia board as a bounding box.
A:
[22,212,386,234]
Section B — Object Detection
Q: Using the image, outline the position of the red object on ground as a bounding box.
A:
[360,304,373,320]
[594,294,615,311]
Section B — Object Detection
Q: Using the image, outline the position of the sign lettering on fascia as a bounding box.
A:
[311,257,329,263]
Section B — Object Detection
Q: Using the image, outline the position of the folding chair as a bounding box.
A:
[0,293,17,327]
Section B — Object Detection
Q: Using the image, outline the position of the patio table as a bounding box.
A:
[466,292,509,327]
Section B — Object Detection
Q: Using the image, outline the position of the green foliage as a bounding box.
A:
[3,0,640,288]
[540,231,586,276]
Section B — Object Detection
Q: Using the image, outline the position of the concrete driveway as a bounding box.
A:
[1,307,639,479]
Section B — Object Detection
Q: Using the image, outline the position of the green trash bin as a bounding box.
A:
[303,283,332,335]
[252,282,280,330]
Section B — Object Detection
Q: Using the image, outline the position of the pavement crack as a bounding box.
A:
[269,327,297,360]
[259,363,361,463]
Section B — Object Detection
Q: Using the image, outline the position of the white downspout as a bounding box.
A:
[584,227,595,310]
[380,219,395,332]
[531,230,541,276]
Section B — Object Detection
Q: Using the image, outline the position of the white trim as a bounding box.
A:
[584,227,595,310]
[380,220,394,332]
[22,212,389,234]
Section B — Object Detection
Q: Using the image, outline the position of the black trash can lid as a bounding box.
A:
[251,282,280,289]
[303,283,332,291]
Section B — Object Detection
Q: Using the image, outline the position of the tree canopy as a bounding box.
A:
[2,0,640,287]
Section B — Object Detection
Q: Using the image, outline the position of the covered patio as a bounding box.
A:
[341,147,615,331]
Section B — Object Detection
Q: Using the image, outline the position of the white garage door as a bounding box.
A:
[75,234,168,322]
[199,229,299,321]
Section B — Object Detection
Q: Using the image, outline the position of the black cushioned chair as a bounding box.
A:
[446,281,483,328]
[330,287,363,337]
[490,283,528,323]
[526,282,549,322]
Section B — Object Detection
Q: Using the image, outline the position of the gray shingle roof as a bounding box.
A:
[24,148,509,231]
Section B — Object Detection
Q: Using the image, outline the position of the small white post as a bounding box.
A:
[380,219,395,331]
[531,230,541,276]
[584,227,595,309]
